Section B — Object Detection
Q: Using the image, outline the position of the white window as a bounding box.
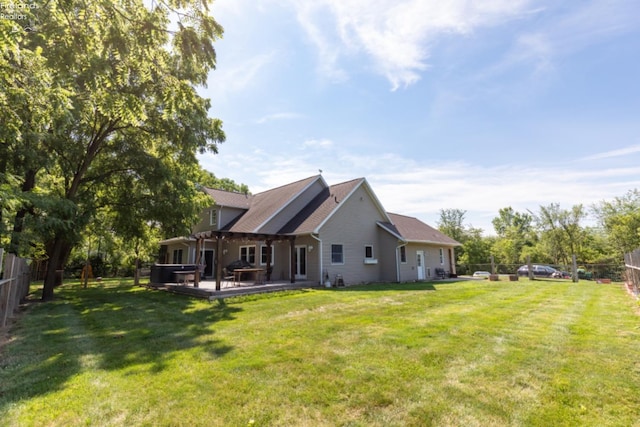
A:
[260,245,275,266]
[439,248,444,264]
[240,246,256,264]
[331,244,344,264]
[365,245,374,259]
[209,209,218,227]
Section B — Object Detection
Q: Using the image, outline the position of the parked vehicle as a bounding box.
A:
[473,271,491,278]
[551,270,571,279]
[517,264,558,277]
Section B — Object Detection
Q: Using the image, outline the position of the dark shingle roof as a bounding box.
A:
[381,213,461,246]
[202,187,251,209]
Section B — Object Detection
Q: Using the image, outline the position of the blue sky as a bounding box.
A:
[197,0,640,234]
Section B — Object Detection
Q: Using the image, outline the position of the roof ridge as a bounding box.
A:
[253,175,322,196]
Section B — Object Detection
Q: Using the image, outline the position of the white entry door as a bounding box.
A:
[294,246,307,279]
[416,251,425,280]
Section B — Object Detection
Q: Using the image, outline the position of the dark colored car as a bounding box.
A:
[517,264,558,277]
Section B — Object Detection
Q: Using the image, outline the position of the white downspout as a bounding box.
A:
[310,233,323,285]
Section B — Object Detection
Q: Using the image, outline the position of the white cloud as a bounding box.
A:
[579,144,640,161]
[290,0,536,89]
[207,51,276,97]
[199,144,640,233]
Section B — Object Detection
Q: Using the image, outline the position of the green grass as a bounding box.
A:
[1,279,640,426]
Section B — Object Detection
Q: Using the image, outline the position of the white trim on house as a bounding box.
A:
[253,175,327,233]
[313,179,392,234]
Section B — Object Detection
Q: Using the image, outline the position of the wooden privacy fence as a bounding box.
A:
[0,249,31,329]
[624,249,640,297]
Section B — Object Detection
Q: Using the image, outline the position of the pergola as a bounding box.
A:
[191,230,297,290]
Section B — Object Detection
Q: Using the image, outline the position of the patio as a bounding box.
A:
[145,278,320,300]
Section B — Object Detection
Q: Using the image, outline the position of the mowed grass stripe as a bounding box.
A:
[1,280,639,426]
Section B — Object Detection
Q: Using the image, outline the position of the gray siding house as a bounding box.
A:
[159,175,460,288]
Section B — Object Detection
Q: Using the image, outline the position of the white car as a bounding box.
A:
[472,271,491,278]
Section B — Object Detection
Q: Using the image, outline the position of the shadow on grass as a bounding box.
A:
[0,280,240,407]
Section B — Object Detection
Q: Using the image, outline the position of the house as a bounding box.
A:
[158,175,460,289]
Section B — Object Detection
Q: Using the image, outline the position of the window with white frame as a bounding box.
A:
[172,249,183,264]
[400,246,407,263]
[331,244,344,264]
[209,209,218,228]
[260,245,275,266]
[365,245,374,259]
[439,248,444,264]
[240,245,256,264]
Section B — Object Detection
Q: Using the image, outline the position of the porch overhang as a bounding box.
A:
[190,230,298,291]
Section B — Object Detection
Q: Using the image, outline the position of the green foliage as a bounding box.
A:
[593,189,640,256]
[1,0,229,298]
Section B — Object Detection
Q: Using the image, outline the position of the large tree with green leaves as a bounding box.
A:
[491,207,534,264]
[3,0,226,299]
[531,203,587,265]
[593,189,640,257]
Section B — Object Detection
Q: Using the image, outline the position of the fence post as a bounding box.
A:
[527,256,534,280]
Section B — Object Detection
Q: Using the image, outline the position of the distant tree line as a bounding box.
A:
[438,189,640,270]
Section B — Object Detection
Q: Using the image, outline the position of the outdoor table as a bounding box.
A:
[233,268,266,285]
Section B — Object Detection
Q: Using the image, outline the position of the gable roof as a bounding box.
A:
[230,175,323,233]
[202,187,251,209]
[279,178,363,234]
[199,176,458,245]
[379,213,461,246]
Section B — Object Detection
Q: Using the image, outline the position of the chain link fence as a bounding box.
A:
[456,262,625,281]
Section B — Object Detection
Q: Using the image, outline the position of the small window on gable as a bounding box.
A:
[400,246,407,263]
[209,209,218,228]
[365,245,374,259]
[331,244,344,264]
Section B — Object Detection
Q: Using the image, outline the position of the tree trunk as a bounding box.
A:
[8,169,37,255]
[42,237,73,300]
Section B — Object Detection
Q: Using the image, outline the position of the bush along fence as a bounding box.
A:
[0,249,31,329]
[624,249,640,298]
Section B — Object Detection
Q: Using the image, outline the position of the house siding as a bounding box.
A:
[192,205,246,234]
[397,243,455,281]
[317,184,388,285]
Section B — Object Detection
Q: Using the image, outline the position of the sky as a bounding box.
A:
[196,0,640,234]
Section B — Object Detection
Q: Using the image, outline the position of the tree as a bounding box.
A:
[4,1,226,300]
[593,189,640,257]
[437,209,468,264]
[531,203,587,265]
[491,207,533,264]
[437,209,467,243]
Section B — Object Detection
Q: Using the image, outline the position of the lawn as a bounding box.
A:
[1,278,639,426]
